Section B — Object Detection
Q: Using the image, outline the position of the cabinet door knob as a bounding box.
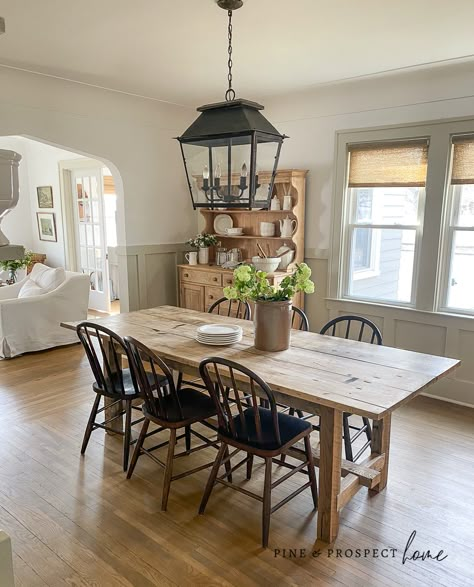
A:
[209,295,214,300]
[213,277,218,282]
[184,273,189,278]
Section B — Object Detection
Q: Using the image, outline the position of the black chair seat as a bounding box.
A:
[93,368,167,397]
[220,407,312,451]
[144,387,217,424]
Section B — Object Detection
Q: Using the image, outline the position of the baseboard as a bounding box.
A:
[421,391,474,409]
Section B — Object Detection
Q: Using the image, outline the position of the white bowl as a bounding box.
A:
[226,227,244,235]
[252,257,280,273]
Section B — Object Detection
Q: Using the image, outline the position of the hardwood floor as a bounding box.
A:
[0,344,473,586]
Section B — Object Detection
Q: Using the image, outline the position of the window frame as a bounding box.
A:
[341,184,425,305]
[330,118,474,317]
[438,181,474,315]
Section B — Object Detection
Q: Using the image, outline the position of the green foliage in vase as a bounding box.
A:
[186,233,218,249]
[223,262,315,303]
[0,250,33,274]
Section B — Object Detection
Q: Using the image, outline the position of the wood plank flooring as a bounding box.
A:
[0,344,473,587]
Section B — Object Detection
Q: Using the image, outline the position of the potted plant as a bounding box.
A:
[186,233,218,265]
[224,263,315,351]
[0,251,33,284]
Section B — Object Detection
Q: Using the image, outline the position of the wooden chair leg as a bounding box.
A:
[246,454,254,480]
[123,400,133,472]
[161,428,177,511]
[223,445,233,483]
[304,435,318,508]
[342,413,354,462]
[176,371,183,391]
[280,411,298,465]
[185,425,191,452]
[262,457,272,548]
[127,418,149,479]
[199,442,227,515]
[81,394,101,455]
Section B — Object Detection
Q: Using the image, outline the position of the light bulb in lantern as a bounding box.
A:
[241,163,247,177]
[202,165,210,191]
[214,164,221,179]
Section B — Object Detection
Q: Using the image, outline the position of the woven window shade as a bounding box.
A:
[451,136,474,184]
[348,141,428,188]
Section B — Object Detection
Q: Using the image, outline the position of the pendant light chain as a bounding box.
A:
[225,10,236,102]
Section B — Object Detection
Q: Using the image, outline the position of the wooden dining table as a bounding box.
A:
[62,305,460,544]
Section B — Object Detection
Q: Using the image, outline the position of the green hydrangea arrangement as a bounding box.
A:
[186,233,218,249]
[0,251,33,283]
[223,262,315,302]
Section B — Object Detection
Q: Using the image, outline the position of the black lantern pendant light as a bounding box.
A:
[177,0,287,210]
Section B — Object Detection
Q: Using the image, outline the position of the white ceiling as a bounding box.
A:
[1,0,474,106]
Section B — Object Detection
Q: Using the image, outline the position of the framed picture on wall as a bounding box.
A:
[37,212,57,242]
[37,186,54,208]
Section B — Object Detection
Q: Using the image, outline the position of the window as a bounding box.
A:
[443,137,474,313]
[343,141,427,304]
[332,119,474,317]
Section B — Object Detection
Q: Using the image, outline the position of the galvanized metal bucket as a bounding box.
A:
[254,300,292,352]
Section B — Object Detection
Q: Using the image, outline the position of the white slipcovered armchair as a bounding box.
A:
[0,263,90,358]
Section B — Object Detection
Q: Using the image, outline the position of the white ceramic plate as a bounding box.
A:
[214,214,233,235]
[197,337,241,343]
[197,324,242,336]
[196,335,242,346]
[197,332,241,338]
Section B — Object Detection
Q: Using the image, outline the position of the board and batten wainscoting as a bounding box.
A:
[304,249,473,407]
[116,243,187,312]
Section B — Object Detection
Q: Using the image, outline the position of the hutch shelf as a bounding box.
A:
[178,169,307,312]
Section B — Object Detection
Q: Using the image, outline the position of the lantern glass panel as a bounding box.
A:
[181,143,209,207]
[253,135,283,205]
[182,137,252,208]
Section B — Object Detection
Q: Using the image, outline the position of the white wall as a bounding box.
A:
[23,140,84,267]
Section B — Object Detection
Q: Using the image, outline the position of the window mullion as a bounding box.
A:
[414,129,451,312]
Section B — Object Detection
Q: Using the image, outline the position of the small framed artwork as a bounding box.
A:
[37,212,57,242]
[37,186,54,208]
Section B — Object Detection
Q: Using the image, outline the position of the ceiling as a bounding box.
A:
[1,0,474,106]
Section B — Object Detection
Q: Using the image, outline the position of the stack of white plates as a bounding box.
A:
[196,324,243,346]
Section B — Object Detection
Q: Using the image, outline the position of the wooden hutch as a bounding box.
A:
[178,169,307,312]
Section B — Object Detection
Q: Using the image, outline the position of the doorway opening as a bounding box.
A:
[0,134,125,314]
[60,159,120,314]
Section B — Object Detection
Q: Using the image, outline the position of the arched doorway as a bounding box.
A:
[0,134,125,314]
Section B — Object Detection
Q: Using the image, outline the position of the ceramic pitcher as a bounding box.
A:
[279,216,297,237]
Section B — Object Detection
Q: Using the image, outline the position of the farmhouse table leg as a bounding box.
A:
[317,406,343,543]
[103,338,123,435]
[369,413,391,493]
